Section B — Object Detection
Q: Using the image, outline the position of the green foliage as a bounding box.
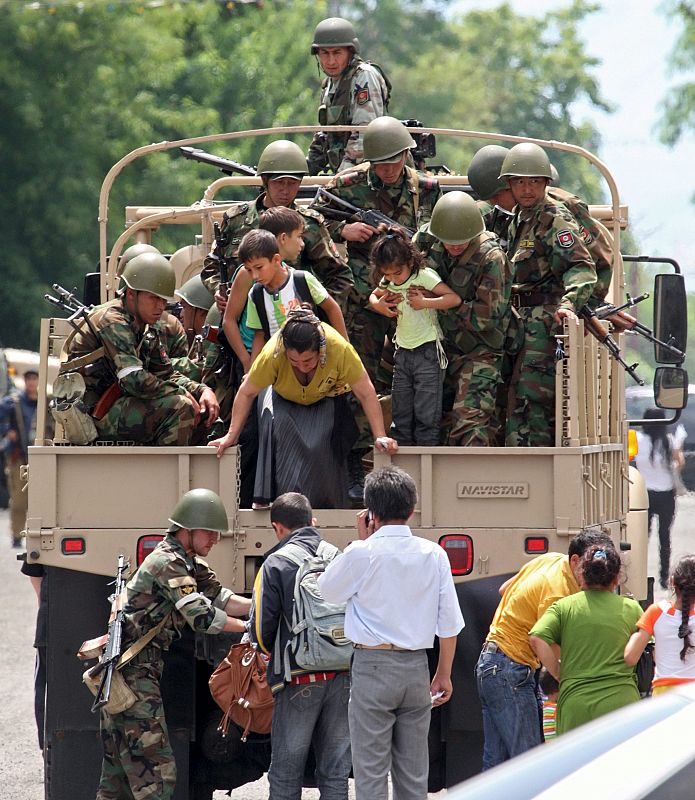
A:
[659,0,695,147]
[0,0,615,349]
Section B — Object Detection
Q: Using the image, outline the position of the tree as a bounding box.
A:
[659,0,695,148]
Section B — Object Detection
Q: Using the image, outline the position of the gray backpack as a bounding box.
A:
[274,540,352,681]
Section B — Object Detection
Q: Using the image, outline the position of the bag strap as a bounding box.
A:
[118,614,171,669]
[291,270,314,307]
[250,282,271,341]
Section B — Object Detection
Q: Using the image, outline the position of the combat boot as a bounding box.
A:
[347,450,366,506]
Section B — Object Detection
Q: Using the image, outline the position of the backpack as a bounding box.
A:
[208,641,274,742]
[274,540,352,681]
[250,269,314,341]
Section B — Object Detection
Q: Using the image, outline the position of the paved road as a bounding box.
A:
[3,496,693,800]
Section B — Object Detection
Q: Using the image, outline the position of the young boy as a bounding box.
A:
[240,220,348,362]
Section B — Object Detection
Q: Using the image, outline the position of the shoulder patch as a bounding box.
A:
[354,84,370,106]
[579,225,594,245]
[556,229,576,249]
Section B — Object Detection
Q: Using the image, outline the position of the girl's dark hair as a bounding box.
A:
[581,543,621,589]
[281,304,323,353]
[369,226,424,286]
[672,555,695,661]
[641,408,672,466]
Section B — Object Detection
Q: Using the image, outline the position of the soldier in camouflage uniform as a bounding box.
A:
[171,274,215,383]
[306,16,391,174]
[96,489,251,800]
[414,192,512,446]
[201,140,352,315]
[63,253,219,445]
[316,116,440,500]
[500,143,597,446]
[467,144,517,251]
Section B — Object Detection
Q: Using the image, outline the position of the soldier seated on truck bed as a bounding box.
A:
[58,253,219,445]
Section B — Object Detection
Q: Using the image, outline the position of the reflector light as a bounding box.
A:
[525,537,548,554]
[627,429,638,461]
[137,535,164,565]
[61,537,85,555]
[439,534,473,576]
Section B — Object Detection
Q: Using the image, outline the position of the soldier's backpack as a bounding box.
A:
[209,640,274,742]
[274,539,352,681]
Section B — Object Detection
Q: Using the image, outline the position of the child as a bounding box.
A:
[369,227,461,446]
[239,225,348,362]
[539,667,559,741]
[625,554,695,695]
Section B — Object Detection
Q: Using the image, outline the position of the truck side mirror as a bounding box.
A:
[654,366,688,410]
[654,273,687,364]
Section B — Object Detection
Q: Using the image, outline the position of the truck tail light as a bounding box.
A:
[137,535,163,566]
[61,537,85,555]
[439,534,473,576]
[525,537,548,554]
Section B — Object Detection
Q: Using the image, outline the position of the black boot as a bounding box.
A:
[347,450,366,506]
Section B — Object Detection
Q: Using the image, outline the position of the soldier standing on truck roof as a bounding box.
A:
[413,192,512,446]
[200,139,353,315]
[315,115,440,502]
[96,489,251,800]
[61,253,220,445]
[499,142,597,447]
[306,16,391,175]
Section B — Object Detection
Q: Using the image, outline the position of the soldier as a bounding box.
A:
[201,139,352,315]
[500,143,597,446]
[315,115,440,499]
[467,144,516,250]
[306,16,391,175]
[172,274,215,383]
[414,192,512,446]
[96,488,251,800]
[62,252,219,445]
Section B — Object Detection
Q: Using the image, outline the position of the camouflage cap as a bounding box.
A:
[168,488,229,534]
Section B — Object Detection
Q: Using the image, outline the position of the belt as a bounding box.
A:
[289,671,338,685]
[481,640,501,654]
[354,643,409,652]
[510,291,562,309]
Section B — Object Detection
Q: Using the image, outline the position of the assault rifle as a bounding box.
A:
[594,292,685,362]
[179,146,257,177]
[44,284,122,418]
[311,187,415,237]
[578,305,645,385]
[86,555,129,712]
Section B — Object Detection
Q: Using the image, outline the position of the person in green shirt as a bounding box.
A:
[529,543,642,734]
[369,227,460,446]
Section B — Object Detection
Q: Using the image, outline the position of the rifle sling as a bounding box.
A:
[118,614,172,669]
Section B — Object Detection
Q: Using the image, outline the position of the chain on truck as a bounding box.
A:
[24,125,689,799]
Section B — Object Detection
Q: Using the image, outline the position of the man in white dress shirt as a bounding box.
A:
[319,465,464,800]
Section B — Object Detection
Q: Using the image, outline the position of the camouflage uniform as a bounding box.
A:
[159,312,203,382]
[307,56,390,174]
[503,194,597,446]
[64,299,204,445]
[414,228,512,446]
[97,533,235,800]
[201,194,353,311]
[548,186,613,308]
[320,164,441,379]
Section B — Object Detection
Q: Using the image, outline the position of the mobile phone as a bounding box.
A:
[366,510,374,526]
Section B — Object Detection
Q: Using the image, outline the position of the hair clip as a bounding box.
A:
[593,549,607,560]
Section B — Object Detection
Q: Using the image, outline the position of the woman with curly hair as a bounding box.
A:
[210,305,397,508]
[528,543,642,734]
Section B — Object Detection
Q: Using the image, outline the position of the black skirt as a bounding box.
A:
[254,389,358,509]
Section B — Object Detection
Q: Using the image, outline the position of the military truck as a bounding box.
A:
[25,126,688,798]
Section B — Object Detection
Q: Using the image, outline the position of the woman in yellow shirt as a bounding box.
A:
[210,306,397,508]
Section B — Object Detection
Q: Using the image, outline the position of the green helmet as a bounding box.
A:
[256,140,308,179]
[121,252,176,300]
[175,275,215,311]
[549,162,560,185]
[467,145,510,200]
[426,191,485,245]
[311,17,359,54]
[363,116,416,164]
[167,488,229,533]
[118,243,160,277]
[498,142,552,180]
